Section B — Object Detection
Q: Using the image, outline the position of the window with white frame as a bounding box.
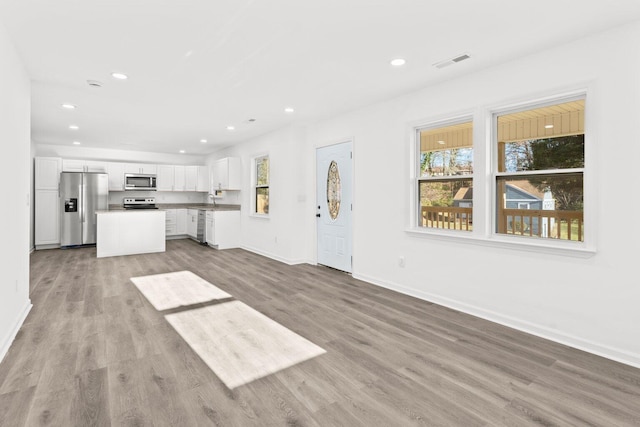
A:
[416,119,474,231]
[494,97,585,242]
[254,155,269,215]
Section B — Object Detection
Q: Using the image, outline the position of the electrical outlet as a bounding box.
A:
[398,256,405,268]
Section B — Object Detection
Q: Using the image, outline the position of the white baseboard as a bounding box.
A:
[240,245,307,266]
[354,272,640,370]
[0,300,32,364]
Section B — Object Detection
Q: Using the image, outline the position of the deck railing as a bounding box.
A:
[421,206,584,241]
[421,206,473,231]
[498,208,583,241]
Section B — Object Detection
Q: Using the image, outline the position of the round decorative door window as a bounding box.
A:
[327,160,341,220]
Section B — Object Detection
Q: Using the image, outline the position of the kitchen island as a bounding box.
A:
[95,209,166,258]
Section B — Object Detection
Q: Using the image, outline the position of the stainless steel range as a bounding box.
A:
[123,197,158,210]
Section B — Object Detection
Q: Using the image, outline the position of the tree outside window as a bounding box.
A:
[417,120,474,231]
[255,156,269,214]
[496,98,585,241]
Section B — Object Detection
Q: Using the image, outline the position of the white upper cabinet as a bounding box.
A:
[154,165,208,192]
[174,165,186,191]
[212,157,241,191]
[62,159,107,173]
[106,162,126,191]
[157,165,175,191]
[196,165,209,192]
[85,160,108,172]
[185,166,198,191]
[124,163,157,175]
[35,157,62,190]
[45,157,208,192]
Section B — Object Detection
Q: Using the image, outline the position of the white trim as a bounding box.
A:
[353,272,640,369]
[240,244,307,265]
[489,88,592,251]
[404,227,595,258]
[251,153,270,217]
[406,85,595,255]
[407,111,475,231]
[0,300,32,364]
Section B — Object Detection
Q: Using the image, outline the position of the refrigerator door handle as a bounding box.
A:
[79,184,84,223]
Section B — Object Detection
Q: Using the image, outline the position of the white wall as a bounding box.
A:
[0,23,31,362]
[207,125,308,264]
[211,21,640,368]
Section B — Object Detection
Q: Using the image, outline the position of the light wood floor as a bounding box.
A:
[1,239,639,426]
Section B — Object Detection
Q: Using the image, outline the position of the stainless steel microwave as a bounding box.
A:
[124,174,157,191]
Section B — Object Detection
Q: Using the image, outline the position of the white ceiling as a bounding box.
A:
[2,0,640,155]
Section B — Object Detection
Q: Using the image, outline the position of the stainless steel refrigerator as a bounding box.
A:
[60,172,109,247]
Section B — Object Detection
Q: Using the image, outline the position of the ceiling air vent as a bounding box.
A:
[433,53,471,69]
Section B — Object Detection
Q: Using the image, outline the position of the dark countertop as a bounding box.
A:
[157,203,240,211]
[107,203,240,212]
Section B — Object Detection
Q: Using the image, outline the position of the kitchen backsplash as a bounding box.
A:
[109,191,208,205]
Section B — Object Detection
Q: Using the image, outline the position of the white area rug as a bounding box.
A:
[130,270,231,311]
[165,300,327,389]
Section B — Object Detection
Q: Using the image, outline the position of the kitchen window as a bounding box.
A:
[416,119,473,231]
[254,155,269,215]
[495,97,585,242]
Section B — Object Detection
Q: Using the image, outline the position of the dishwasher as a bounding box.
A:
[192,209,207,244]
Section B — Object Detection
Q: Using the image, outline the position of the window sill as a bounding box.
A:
[249,213,270,219]
[405,227,596,258]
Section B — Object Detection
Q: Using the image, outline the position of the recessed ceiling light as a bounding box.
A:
[69,125,79,130]
[72,141,81,145]
[179,150,185,153]
[111,72,128,80]
[226,126,235,131]
[284,107,294,113]
[62,103,76,110]
[200,139,207,143]
[437,140,446,145]
[545,124,554,129]
[390,58,406,67]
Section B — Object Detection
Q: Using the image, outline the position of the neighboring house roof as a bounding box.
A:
[506,180,546,200]
[454,187,473,201]
[453,181,545,203]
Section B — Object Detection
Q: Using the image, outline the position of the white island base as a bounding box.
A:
[96,210,166,258]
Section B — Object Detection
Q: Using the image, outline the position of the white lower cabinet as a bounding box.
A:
[176,209,187,235]
[206,210,240,249]
[165,209,177,236]
[206,212,214,246]
[165,208,188,238]
[186,209,198,238]
[35,190,60,248]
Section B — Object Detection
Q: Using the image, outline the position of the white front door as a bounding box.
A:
[316,141,352,273]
